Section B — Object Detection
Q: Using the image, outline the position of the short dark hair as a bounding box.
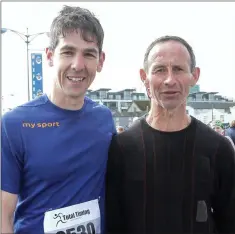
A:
[143,35,196,72]
[49,5,104,54]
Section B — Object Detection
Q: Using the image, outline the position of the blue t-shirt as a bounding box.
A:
[1,94,116,234]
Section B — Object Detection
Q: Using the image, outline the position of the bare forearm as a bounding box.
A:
[1,191,18,234]
[1,216,14,234]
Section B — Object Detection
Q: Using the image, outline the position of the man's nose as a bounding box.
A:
[163,71,176,86]
[71,54,85,71]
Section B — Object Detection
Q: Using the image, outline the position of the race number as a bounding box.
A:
[44,199,101,234]
[56,222,96,234]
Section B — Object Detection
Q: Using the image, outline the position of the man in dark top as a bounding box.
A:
[106,35,235,234]
[226,120,235,145]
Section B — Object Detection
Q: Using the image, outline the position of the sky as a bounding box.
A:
[2,2,235,107]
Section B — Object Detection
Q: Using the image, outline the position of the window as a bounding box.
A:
[212,115,216,121]
[203,116,208,123]
[124,92,131,100]
[209,94,214,101]
[121,102,128,107]
[109,95,113,99]
[100,91,106,99]
[109,102,117,108]
[91,95,97,100]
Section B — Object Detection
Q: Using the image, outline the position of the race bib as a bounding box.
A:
[44,199,100,234]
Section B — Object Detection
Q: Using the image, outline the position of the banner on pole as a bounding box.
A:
[31,53,43,99]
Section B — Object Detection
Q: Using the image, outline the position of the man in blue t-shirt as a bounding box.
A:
[1,5,115,234]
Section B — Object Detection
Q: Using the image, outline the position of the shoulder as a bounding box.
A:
[85,97,112,117]
[225,136,235,147]
[113,118,143,144]
[193,117,223,142]
[194,119,235,167]
[217,135,235,158]
[85,97,116,133]
[193,117,234,153]
[2,95,49,128]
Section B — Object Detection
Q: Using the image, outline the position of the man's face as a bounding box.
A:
[213,126,224,135]
[117,127,124,133]
[140,41,200,111]
[47,30,105,99]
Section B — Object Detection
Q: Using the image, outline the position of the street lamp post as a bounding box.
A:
[1,27,49,101]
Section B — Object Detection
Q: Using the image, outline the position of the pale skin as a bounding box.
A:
[1,30,105,233]
[46,30,105,110]
[140,41,200,132]
[1,191,18,233]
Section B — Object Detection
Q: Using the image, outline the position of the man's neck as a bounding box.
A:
[146,103,191,132]
[48,86,84,111]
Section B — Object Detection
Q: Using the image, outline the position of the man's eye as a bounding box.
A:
[153,68,165,73]
[62,51,73,55]
[174,67,182,71]
[85,53,96,58]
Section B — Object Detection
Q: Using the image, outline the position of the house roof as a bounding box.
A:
[115,89,136,94]
[187,101,235,111]
[131,100,151,111]
[188,91,218,97]
[95,88,111,91]
[206,92,218,94]
[131,92,146,96]
[189,91,207,95]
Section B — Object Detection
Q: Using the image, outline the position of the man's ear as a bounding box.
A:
[140,69,151,98]
[140,69,148,86]
[190,67,200,86]
[97,52,105,72]
[46,47,54,67]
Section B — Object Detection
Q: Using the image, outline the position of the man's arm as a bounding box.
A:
[225,136,235,150]
[106,135,124,234]
[1,113,23,233]
[1,191,18,233]
[212,137,235,233]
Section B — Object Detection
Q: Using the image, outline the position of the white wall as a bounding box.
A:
[190,108,233,124]
[230,107,235,117]
[186,106,195,116]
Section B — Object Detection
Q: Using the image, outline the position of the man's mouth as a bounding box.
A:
[163,91,179,94]
[67,76,85,82]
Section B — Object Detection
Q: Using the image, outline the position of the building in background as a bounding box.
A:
[2,86,235,126]
[86,88,148,112]
[86,87,235,127]
[189,84,200,94]
[187,92,235,124]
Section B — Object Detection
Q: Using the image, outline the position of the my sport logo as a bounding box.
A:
[56,222,96,234]
[22,122,60,128]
